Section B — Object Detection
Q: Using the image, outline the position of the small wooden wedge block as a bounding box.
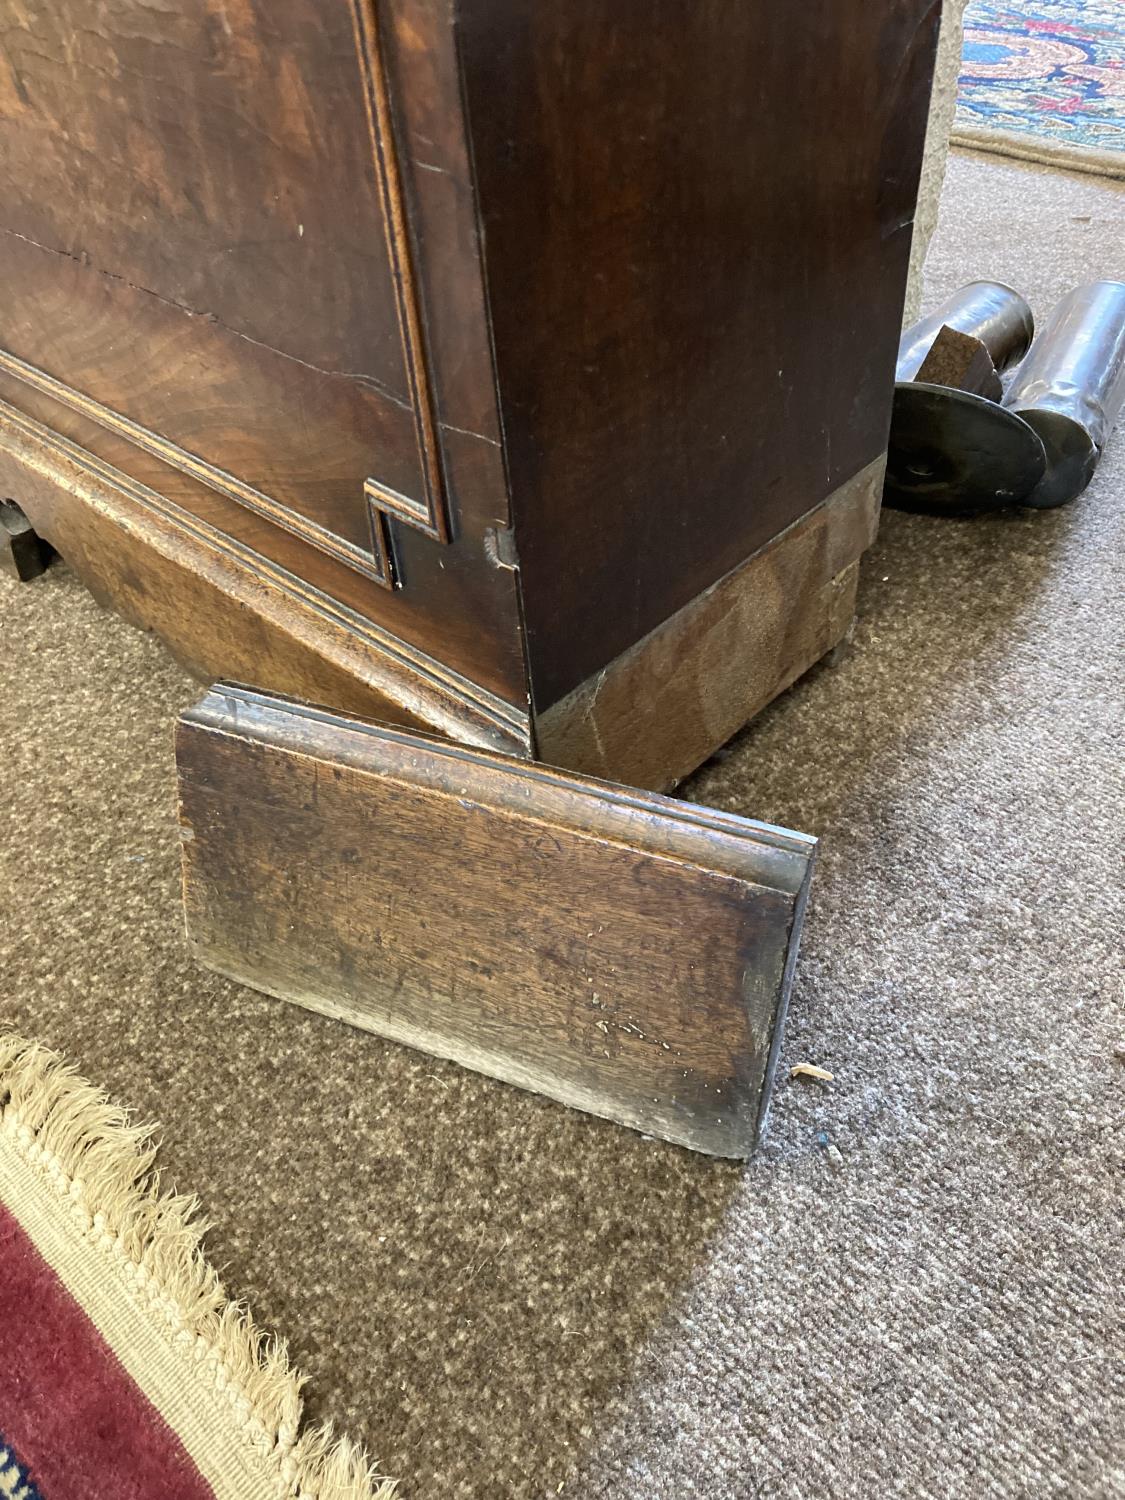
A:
[176,684,816,1156]
[915,323,1004,401]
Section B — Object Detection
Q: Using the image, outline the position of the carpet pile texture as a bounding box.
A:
[0,1036,392,1499]
[1,152,1123,1497]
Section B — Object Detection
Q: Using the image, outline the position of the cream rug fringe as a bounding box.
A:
[0,1034,396,1500]
[951,126,1125,181]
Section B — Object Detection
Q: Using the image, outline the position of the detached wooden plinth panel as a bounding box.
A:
[178,685,816,1156]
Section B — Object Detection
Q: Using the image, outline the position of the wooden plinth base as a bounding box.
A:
[177,684,816,1157]
[0,391,881,788]
[536,456,883,789]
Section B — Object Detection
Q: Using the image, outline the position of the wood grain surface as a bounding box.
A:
[536,460,883,790]
[459,0,941,707]
[177,684,817,1156]
[0,0,524,697]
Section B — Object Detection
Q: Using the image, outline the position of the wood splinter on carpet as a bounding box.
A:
[823,1142,845,1174]
[791,1063,835,1082]
[0,1033,396,1500]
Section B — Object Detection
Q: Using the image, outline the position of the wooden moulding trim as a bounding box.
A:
[0,398,528,753]
[0,347,397,588]
[184,682,816,895]
[535,456,886,790]
[178,683,818,1155]
[349,0,452,546]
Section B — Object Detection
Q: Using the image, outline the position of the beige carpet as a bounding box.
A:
[2,151,1123,1498]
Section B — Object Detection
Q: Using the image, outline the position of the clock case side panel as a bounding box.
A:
[455,0,941,735]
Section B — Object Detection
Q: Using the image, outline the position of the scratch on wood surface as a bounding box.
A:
[440,419,501,448]
[0,223,413,409]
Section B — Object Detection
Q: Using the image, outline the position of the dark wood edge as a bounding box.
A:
[753,857,815,1145]
[349,0,452,543]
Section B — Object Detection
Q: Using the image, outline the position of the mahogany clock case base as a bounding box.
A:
[0,396,882,792]
[0,0,937,788]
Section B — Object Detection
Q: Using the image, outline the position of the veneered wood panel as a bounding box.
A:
[177,684,816,1156]
[0,233,419,566]
[0,0,528,704]
[0,0,406,383]
[0,0,446,550]
[536,458,882,790]
[457,0,940,707]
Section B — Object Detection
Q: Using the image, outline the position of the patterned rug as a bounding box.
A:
[0,1036,395,1500]
[952,0,1125,176]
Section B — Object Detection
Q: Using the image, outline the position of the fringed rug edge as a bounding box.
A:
[0,1033,396,1500]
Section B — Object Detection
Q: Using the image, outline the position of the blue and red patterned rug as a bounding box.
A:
[953,0,1125,176]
